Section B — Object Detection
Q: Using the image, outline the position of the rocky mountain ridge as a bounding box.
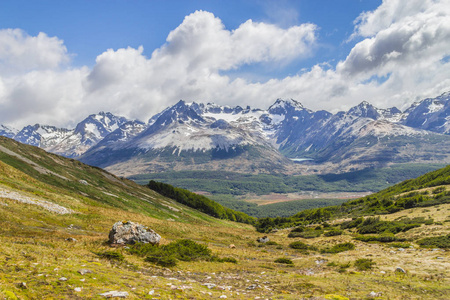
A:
[2,92,450,175]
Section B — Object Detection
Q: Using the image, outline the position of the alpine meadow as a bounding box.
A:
[1,1,450,299]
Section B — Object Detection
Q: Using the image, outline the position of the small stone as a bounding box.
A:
[78,269,92,275]
[380,271,386,274]
[99,291,129,298]
[220,295,227,299]
[149,290,154,295]
[229,244,236,249]
[368,291,382,297]
[257,236,269,243]
[395,267,407,273]
[74,287,82,292]
[398,248,405,251]
[59,277,68,281]
[66,237,77,242]
[202,283,216,289]
[436,257,444,260]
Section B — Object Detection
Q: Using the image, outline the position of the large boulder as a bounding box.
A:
[109,221,161,245]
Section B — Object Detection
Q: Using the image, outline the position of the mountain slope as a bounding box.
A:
[80,100,294,175]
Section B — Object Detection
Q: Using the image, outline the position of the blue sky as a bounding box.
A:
[1,0,380,70]
[0,0,449,128]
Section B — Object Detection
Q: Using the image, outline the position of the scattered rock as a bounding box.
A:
[257,236,269,243]
[219,295,227,299]
[202,283,216,289]
[109,221,161,245]
[229,244,236,249]
[79,180,88,185]
[99,291,129,298]
[368,291,382,297]
[66,237,77,242]
[395,267,407,274]
[436,257,444,260]
[74,287,82,292]
[59,277,68,281]
[78,269,92,275]
[246,284,259,290]
[17,282,27,289]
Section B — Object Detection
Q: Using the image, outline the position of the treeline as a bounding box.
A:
[208,194,347,218]
[147,180,255,224]
[131,164,444,195]
[255,165,450,232]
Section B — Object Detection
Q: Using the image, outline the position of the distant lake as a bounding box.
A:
[290,158,314,162]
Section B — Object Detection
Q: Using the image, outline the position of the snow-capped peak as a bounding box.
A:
[268,98,304,114]
[0,124,18,139]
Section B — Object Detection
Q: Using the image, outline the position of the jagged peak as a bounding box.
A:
[269,98,304,110]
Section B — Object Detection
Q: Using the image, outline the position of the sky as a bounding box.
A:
[0,0,449,128]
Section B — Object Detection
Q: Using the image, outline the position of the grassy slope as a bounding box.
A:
[0,137,448,299]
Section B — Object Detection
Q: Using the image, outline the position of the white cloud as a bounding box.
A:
[0,29,69,75]
[340,0,450,78]
[1,4,450,129]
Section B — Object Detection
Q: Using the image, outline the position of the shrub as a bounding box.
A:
[389,242,411,248]
[96,250,124,262]
[321,242,355,254]
[354,234,405,243]
[145,255,177,267]
[324,229,343,237]
[274,258,293,265]
[354,258,375,271]
[417,234,450,249]
[432,186,446,194]
[163,239,211,262]
[128,239,213,268]
[289,241,308,250]
[292,229,322,239]
[265,241,278,245]
[288,232,304,238]
[213,257,238,264]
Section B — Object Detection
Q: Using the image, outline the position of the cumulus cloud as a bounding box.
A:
[1,3,450,129]
[0,29,69,75]
[340,0,450,78]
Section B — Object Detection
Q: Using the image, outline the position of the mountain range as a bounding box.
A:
[2,92,450,176]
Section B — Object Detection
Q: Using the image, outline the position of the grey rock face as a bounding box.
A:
[109,221,161,245]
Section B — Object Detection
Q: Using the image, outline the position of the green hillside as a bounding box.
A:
[0,136,448,299]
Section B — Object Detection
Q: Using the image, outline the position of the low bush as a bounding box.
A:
[289,241,308,250]
[355,234,405,243]
[128,239,213,267]
[96,250,124,262]
[324,229,343,237]
[417,234,450,249]
[354,258,375,271]
[213,257,238,264]
[321,242,355,254]
[265,241,278,245]
[389,242,412,248]
[145,255,177,267]
[289,229,322,239]
[274,258,293,265]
